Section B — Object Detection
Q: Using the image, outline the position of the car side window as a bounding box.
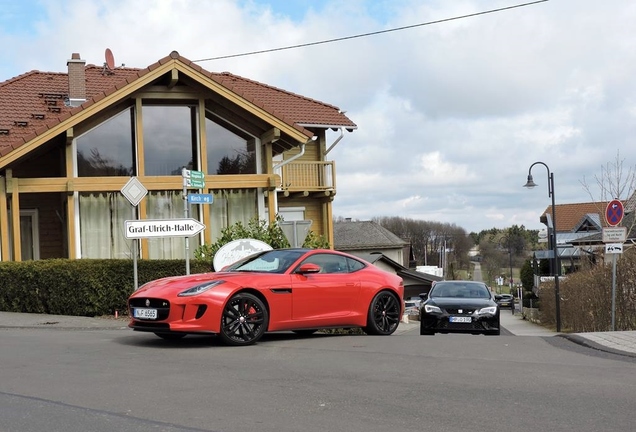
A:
[299,254,348,274]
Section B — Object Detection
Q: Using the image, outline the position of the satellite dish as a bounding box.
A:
[105,48,115,70]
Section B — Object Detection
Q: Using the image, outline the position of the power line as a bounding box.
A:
[193,0,549,63]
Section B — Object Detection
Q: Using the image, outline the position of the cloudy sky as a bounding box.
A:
[1,0,634,233]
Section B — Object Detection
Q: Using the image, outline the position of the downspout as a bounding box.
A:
[273,137,314,171]
[324,127,344,156]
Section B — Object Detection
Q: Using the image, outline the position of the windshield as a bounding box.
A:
[224,249,306,274]
[430,282,491,299]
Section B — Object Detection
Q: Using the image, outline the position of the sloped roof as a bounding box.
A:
[542,202,616,232]
[0,51,356,160]
[334,220,408,251]
[355,252,442,284]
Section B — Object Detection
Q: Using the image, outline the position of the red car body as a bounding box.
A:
[128,248,404,345]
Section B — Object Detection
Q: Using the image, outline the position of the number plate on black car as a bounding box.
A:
[449,316,471,323]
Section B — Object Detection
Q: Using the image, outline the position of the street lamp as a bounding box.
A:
[523,161,561,332]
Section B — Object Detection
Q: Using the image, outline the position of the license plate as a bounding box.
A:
[134,308,157,319]
[449,316,472,323]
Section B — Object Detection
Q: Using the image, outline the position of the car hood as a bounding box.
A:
[131,271,277,297]
[427,297,495,309]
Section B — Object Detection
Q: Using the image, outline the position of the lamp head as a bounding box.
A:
[523,174,537,189]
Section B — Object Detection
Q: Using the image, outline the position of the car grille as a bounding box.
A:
[439,321,485,331]
[129,297,170,321]
[444,308,476,315]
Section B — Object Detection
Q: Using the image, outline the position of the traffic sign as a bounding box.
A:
[185,178,205,189]
[605,199,624,227]
[183,169,205,180]
[605,243,624,254]
[124,218,205,239]
[121,177,147,206]
[602,227,627,243]
[188,193,214,204]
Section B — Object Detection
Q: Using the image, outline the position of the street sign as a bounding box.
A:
[124,218,205,239]
[187,193,214,204]
[605,243,623,254]
[121,176,147,206]
[185,178,205,189]
[183,169,205,180]
[602,227,627,243]
[605,199,624,227]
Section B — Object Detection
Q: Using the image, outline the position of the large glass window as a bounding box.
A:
[205,116,256,175]
[143,105,197,175]
[208,189,258,240]
[79,192,133,258]
[76,108,134,176]
[146,191,201,259]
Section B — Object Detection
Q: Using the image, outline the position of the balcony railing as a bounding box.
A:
[276,161,335,192]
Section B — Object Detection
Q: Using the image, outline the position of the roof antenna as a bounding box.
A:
[103,48,115,75]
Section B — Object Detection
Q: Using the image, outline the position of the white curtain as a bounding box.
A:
[209,189,257,241]
[79,192,132,258]
[146,191,201,259]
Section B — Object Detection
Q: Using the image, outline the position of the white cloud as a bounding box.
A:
[2,0,636,233]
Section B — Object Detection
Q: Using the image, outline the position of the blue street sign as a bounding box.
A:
[187,193,214,204]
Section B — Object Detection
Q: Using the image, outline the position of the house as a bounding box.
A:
[0,51,356,261]
[333,220,409,266]
[534,199,634,273]
[354,252,441,299]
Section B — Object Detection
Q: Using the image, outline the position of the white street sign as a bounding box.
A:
[125,218,205,239]
[605,243,624,254]
[121,177,148,207]
[602,227,627,243]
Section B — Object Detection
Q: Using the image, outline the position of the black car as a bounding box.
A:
[419,281,500,336]
[496,293,514,309]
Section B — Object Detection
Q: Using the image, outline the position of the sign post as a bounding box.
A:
[121,177,148,291]
[604,199,624,331]
[182,168,207,274]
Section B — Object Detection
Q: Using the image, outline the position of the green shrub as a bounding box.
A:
[194,216,330,266]
[0,259,210,317]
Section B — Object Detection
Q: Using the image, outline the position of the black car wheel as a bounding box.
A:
[419,320,435,335]
[154,332,186,340]
[219,293,269,346]
[364,291,400,335]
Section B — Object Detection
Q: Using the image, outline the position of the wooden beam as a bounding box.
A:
[168,69,179,89]
[0,176,9,260]
[10,177,21,261]
[261,128,280,145]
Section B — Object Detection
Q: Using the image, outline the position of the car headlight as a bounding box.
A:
[477,306,498,315]
[424,304,442,314]
[178,280,225,297]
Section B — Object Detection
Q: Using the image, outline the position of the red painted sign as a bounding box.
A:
[605,199,624,227]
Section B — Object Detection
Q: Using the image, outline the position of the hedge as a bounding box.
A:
[0,259,211,317]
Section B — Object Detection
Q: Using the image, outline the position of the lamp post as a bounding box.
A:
[523,162,561,332]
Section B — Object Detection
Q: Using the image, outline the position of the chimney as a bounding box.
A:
[67,53,86,106]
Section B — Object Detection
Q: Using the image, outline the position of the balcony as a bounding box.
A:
[276,161,336,197]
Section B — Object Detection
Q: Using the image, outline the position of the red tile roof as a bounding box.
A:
[0,51,356,157]
[543,201,618,232]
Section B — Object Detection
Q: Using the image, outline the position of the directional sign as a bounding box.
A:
[188,193,214,204]
[185,178,205,189]
[605,199,624,227]
[124,218,205,239]
[183,169,204,180]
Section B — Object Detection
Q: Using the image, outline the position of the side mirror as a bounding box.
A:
[419,292,428,300]
[495,294,503,300]
[296,263,321,274]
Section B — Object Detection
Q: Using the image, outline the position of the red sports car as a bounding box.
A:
[128,248,404,345]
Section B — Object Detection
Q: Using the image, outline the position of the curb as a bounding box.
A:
[558,334,636,359]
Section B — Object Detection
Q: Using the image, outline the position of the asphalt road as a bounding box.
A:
[1,325,635,432]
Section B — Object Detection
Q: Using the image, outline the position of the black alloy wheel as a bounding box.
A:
[219,293,269,346]
[364,291,401,335]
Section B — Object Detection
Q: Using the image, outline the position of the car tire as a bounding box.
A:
[219,292,269,346]
[419,319,434,335]
[154,332,186,340]
[363,291,401,335]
